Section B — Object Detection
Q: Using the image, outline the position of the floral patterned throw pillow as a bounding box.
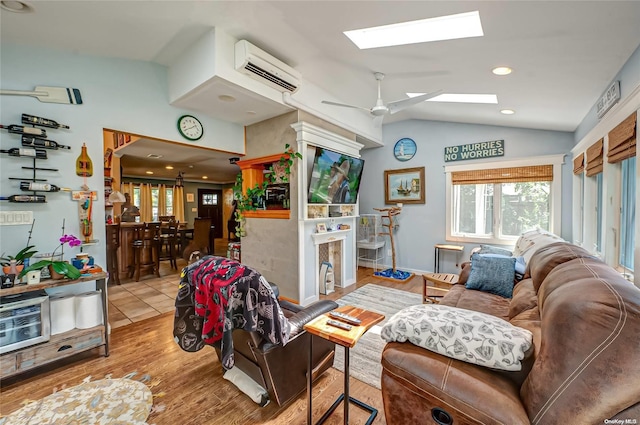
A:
[381,304,533,371]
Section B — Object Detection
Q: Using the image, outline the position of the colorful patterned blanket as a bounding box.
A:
[173,256,290,370]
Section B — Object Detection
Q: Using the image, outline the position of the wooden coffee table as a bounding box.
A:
[422,273,458,304]
[304,305,384,425]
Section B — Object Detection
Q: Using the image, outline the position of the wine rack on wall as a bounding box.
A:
[0,114,71,203]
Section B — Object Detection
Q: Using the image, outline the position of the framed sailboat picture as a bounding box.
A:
[393,138,416,161]
[384,167,425,204]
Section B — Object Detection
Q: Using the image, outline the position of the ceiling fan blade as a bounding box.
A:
[372,115,384,128]
[321,100,371,113]
[387,90,443,114]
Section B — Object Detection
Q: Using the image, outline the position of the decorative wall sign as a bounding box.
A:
[186,193,195,203]
[384,167,425,204]
[596,80,620,119]
[393,138,416,161]
[444,139,504,162]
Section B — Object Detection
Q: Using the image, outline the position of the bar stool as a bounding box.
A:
[105,223,121,285]
[158,218,178,269]
[129,222,161,281]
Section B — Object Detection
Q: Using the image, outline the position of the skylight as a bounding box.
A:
[407,93,498,104]
[344,11,484,49]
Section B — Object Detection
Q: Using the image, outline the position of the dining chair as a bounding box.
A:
[183,217,212,260]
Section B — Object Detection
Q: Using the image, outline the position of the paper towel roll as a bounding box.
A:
[75,291,103,329]
[50,295,76,335]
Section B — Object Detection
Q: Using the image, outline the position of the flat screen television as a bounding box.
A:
[307,147,365,204]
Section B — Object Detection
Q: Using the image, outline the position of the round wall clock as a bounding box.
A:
[177,115,204,141]
[394,138,416,161]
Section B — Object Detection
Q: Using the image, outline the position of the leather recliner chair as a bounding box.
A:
[213,284,338,407]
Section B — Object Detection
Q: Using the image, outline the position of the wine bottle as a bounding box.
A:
[20,182,71,192]
[0,148,47,159]
[0,124,47,138]
[0,195,46,202]
[21,114,70,129]
[21,135,71,150]
[76,142,93,177]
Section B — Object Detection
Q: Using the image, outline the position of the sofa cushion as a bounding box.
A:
[465,253,516,298]
[527,241,594,291]
[381,304,533,371]
[441,284,511,320]
[521,256,640,424]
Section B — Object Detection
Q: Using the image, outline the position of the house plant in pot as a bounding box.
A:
[20,231,82,281]
[1,245,38,275]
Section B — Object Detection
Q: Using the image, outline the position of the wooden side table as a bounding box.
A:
[422,273,458,304]
[304,305,384,425]
[434,243,464,273]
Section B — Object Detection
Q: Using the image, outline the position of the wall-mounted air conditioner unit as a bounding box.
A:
[234,40,301,93]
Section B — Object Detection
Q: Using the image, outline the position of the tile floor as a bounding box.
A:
[108,239,231,329]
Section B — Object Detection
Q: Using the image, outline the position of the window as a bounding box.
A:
[446,155,563,245]
[202,193,218,205]
[595,173,603,252]
[620,156,635,271]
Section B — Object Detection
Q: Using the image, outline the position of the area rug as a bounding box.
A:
[332,284,422,389]
[0,372,163,425]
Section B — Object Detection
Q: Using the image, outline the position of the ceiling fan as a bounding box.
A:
[322,72,442,126]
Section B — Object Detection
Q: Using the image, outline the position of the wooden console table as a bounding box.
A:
[0,273,109,379]
[304,305,384,425]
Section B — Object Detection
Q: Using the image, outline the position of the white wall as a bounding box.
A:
[359,121,574,274]
[0,43,244,283]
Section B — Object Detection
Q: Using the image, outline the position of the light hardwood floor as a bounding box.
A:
[1,261,424,424]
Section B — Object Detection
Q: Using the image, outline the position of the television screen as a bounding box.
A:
[307,148,365,204]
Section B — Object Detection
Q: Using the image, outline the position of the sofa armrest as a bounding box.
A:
[286,300,338,338]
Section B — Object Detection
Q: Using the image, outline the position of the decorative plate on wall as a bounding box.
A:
[394,138,416,161]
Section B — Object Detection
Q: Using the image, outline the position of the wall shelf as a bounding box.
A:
[236,153,292,220]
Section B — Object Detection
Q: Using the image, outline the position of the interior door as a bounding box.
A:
[197,189,223,238]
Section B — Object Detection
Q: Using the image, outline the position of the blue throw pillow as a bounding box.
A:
[466,253,516,298]
[479,244,513,257]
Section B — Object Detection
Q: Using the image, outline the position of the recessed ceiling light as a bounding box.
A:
[0,1,33,13]
[202,176,208,180]
[492,66,512,76]
[146,171,154,175]
[407,93,498,104]
[501,109,515,115]
[344,11,483,49]
[147,154,163,159]
[165,165,174,170]
[218,94,236,102]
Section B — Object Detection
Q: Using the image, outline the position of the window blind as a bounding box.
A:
[586,139,604,177]
[573,153,584,175]
[451,165,553,185]
[607,112,637,164]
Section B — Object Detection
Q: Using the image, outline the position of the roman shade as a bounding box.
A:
[573,153,584,175]
[607,112,636,164]
[451,165,553,185]
[585,139,604,177]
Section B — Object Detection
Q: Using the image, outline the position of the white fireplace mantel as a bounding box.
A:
[311,229,351,245]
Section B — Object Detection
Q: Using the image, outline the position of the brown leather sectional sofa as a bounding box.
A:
[381,241,640,424]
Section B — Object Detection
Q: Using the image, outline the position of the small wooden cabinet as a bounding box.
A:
[0,273,109,379]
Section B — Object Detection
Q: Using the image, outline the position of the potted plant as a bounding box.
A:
[0,245,38,275]
[20,233,82,280]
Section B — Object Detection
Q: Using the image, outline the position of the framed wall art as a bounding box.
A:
[384,167,425,204]
[393,138,416,161]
